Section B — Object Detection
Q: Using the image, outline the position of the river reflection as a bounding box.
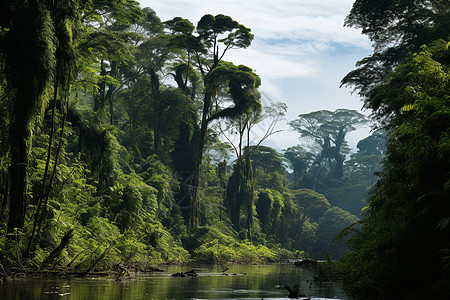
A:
[0,264,350,299]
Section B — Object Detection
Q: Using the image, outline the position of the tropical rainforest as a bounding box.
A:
[0,1,449,299]
[339,0,450,299]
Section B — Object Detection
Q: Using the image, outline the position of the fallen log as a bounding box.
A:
[41,229,74,268]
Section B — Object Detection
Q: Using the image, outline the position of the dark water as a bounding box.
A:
[0,264,350,299]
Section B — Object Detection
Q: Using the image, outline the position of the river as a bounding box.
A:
[0,264,351,299]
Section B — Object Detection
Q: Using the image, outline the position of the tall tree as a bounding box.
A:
[289,109,368,179]
[184,15,255,227]
[2,2,55,233]
[222,102,285,237]
[223,108,261,233]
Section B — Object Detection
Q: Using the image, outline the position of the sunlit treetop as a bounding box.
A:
[197,14,253,49]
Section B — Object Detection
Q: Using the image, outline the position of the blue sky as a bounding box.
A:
[139,0,373,151]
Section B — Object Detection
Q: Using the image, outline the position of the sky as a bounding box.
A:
[139,0,373,151]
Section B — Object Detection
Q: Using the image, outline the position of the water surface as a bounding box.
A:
[0,264,350,299]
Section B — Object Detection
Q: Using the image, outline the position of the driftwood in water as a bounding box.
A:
[171,268,198,277]
[284,284,299,298]
[284,284,308,298]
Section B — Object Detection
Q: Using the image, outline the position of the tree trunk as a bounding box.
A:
[190,89,213,227]
[94,61,107,112]
[226,162,242,231]
[334,154,345,179]
[243,152,254,241]
[6,3,52,234]
[154,116,161,155]
[8,118,28,233]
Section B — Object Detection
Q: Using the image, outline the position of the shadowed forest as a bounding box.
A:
[0,1,449,299]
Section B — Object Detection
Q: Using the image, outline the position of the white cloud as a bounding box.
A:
[143,0,370,48]
[226,45,319,79]
[142,0,370,81]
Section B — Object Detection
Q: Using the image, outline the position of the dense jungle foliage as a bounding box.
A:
[340,0,450,299]
[0,0,382,275]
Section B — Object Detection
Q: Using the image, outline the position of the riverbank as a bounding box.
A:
[0,224,301,280]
